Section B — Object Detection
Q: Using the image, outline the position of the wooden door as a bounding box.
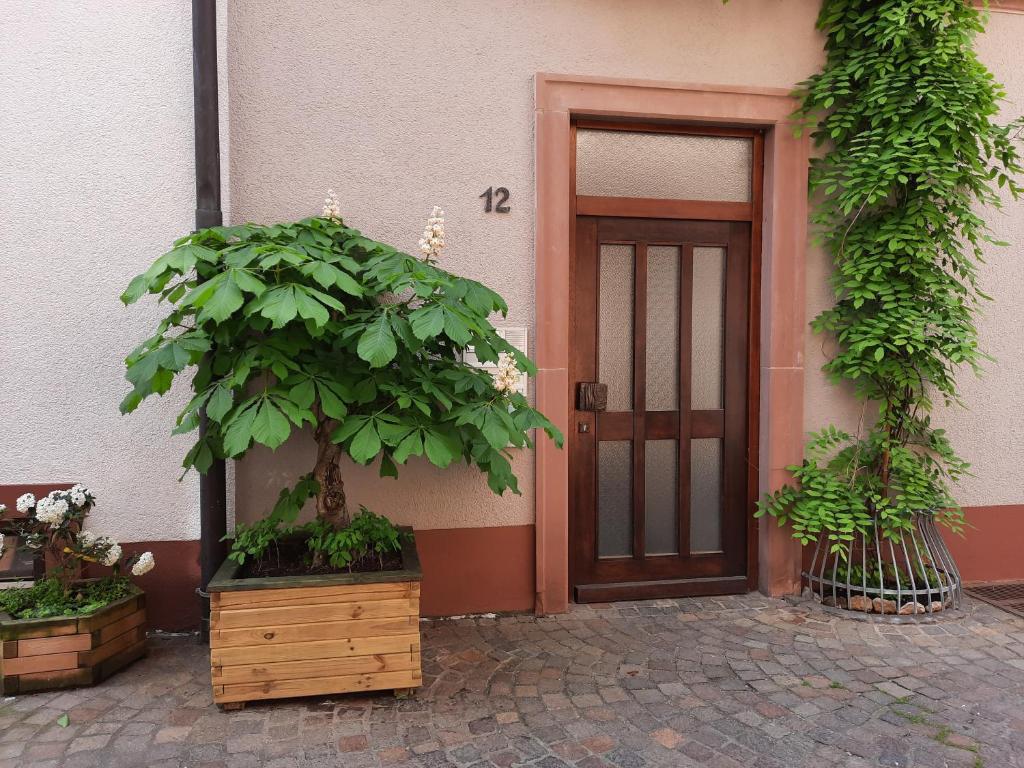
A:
[570,216,753,602]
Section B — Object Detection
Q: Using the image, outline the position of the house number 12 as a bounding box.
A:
[480,187,511,213]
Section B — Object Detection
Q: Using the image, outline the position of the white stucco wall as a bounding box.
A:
[939,11,1024,505]
[0,1,229,542]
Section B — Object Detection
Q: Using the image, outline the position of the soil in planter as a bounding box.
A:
[239,538,403,579]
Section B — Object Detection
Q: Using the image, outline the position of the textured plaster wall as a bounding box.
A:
[227,0,824,528]
[229,1,1022,528]
[0,2,228,542]
[940,12,1024,505]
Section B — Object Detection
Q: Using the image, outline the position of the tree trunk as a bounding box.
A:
[313,425,348,530]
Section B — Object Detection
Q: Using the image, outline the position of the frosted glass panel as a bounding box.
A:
[691,247,725,410]
[577,130,752,202]
[645,440,678,555]
[646,246,680,411]
[599,245,634,411]
[598,441,633,558]
[690,439,722,553]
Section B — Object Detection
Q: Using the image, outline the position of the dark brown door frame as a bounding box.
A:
[568,118,765,602]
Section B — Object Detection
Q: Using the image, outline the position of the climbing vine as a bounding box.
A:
[757,1,1023,551]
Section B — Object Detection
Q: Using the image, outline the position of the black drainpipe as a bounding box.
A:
[192,0,227,643]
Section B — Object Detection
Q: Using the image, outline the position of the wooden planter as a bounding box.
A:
[1,588,147,695]
[207,529,421,708]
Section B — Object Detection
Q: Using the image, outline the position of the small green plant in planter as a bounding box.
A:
[756,1,1022,613]
[0,488,153,694]
[121,194,562,705]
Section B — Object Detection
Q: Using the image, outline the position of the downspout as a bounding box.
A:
[192,0,226,643]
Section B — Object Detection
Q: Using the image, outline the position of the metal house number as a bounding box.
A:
[480,186,511,213]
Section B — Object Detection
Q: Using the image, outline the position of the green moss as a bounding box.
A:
[0,577,135,620]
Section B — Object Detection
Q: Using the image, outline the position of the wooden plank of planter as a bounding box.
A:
[211,634,419,667]
[94,639,147,683]
[18,633,92,657]
[214,598,417,629]
[15,666,93,694]
[2,640,17,658]
[214,580,418,608]
[79,625,146,667]
[215,668,422,704]
[3,651,79,676]
[0,615,78,642]
[76,593,143,633]
[213,587,419,615]
[212,650,419,685]
[212,615,417,648]
[97,608,146,645]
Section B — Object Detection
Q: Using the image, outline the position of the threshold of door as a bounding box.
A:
[574,575,748,603]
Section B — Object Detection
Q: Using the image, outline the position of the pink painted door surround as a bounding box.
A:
[533,74,809,613]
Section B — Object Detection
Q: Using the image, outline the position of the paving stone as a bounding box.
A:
[1,597,1022,767]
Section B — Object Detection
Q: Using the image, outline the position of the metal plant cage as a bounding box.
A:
[804,512,962,615]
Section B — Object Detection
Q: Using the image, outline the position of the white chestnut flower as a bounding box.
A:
[70,489,87,508]
[131,551,155,576]
[77,530,97,548]
[322,189,342,221]
[418,206,446,262]
[16,494,35,513]
[493,353,521,395]
[102,543,122,567]
[0,533,5,553]
[0,503,6,515]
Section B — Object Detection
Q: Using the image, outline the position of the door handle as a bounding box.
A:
[577,382,608,412]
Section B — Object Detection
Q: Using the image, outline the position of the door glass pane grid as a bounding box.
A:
[645,245,680,412]
[598,244,634,411]
[690,438,723,554]
[598,441,633,558]
[691,246,725,410]
[645,440,678,555]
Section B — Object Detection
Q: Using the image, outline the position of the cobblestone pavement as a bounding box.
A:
[2,594,1024,768]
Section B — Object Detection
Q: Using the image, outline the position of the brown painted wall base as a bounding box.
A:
[83,540,201,633]
[415,526,535,616]
[800,504,1024,587]
[942,505,1024,584]
[88,527,535,628]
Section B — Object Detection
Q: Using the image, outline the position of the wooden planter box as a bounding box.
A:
[1,588,147,695]
[207,529,421,708]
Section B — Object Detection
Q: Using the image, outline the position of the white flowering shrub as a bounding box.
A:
[0,486,154,596]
